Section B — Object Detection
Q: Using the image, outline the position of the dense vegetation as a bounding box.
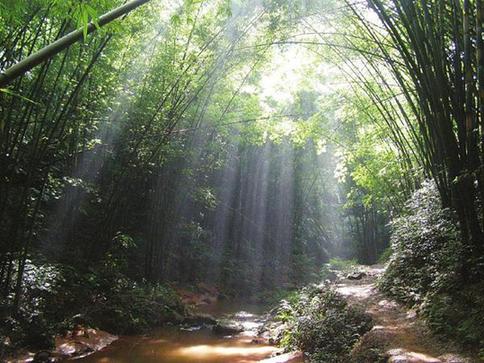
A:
[381,181,484,351]
[0,0,483,360]
[276,285,374,362]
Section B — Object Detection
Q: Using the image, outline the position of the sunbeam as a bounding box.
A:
[0,0,480,362]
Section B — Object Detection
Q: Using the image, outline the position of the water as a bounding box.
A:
[75,327,276,363]
[75,304,280,363]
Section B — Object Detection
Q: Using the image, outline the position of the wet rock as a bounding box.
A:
[212,320,243,335]
[387,349,442,363]
[71,314,88,326]
[438,354,471,363]
[251,337,267,344]
[72,324,89,338]
[259,351,304,362]
[57,341,94,358]
[54,328,117,359]
[77,344,93,357]
[347,271,367,280]
[182,313,217,326]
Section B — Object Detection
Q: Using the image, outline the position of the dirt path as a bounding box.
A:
[336,266,478,363]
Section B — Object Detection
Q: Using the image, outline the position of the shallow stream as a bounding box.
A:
[75,304,279,363]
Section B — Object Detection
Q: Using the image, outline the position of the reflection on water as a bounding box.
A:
[75,305,278,363]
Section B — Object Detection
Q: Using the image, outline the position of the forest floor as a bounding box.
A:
[7,266,479,363]
[337,265,477,363]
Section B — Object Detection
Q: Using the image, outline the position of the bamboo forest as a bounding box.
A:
[0,0,483,362]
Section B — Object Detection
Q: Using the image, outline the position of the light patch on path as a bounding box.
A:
[336,265,475,363]
[337,282,376,299]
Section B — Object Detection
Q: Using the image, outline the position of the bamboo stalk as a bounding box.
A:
[0,0,150,88]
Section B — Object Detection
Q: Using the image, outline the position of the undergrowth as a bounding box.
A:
[276,284,373,362]
[0,252,186,359]
[380,180,484,355]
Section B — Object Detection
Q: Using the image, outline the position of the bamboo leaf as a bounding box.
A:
[0,88,42,105]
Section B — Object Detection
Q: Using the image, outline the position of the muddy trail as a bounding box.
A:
[336,266,477,363]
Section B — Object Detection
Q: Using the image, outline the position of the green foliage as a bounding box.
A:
[350,332,387,363]
[1,0,481,359]
[0,253,185,355]
[278,285,373,362]
[289,251,320,284]
[380,181,461,304]
[86,278,183,334]
[328,257,358,272]
[377,247,392,264]
[380,180,484,351]
[423,285,484,350]
[258,288,299,307]
[318,259,359,284]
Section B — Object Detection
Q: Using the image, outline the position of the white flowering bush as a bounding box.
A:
[380,180,484,350]
[380,180,461,304]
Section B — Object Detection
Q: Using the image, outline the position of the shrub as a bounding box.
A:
[0,260,62,351]
[278,285,373,362]
[423,283,484,350]
[379,180,461,305]
[380,180,484,352]
[350,329,388,363]
[0,255,186,354]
